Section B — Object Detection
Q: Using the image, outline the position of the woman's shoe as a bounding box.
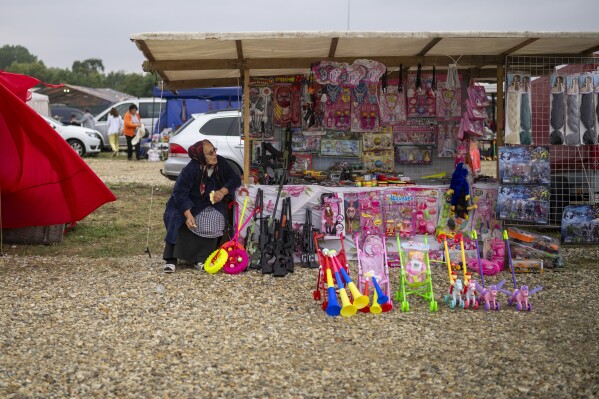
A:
[163,263,175,273]
[113,151,118,157]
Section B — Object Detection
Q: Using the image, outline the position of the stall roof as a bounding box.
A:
[131,31,599,89]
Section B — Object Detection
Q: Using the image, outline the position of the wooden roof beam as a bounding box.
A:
[145,55,503,72]
[163,78,242,90]
[501,38,539,56]
[417,38,442,56]
[328,37,339,58]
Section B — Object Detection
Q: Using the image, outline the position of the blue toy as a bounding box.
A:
[446,162,476,220]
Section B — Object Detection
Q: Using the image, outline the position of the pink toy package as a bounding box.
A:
[378,79,406,126]
[323,85,351,130]
[351,81,380,132]
[273,75,303,128]
[436,73,462,119]
[358,191,383,243]
[321,193,345,240]
[406,72,436,117]
[343,193,360,235]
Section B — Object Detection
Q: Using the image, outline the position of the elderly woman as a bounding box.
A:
[162,140,241,273]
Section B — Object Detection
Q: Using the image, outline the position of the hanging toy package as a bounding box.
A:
[321,194,345,240]
[565,74,581,146]
[594,73,599,141]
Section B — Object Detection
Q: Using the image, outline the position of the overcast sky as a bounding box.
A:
[1,0,598,74]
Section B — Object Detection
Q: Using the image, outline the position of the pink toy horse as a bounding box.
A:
[475,280,505,311]
[463,279,479,309]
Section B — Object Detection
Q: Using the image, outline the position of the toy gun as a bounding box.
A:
[273,196,295,276]
[281,123,295,172]
[301,209,317,268]
[260,169,287,274]
[256,142,282,185]
[245,188,263,270]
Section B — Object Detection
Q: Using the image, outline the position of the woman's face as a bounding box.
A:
[203,142,217,166]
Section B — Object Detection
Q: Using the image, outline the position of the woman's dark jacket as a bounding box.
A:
[163,155,241,244]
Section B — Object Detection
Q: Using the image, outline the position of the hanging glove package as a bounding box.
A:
[565,74,581,146]
[549,73,566,145]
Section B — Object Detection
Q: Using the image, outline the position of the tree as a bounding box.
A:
[0,45,38,69]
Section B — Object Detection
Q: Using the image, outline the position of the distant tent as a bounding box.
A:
[26,91,50,116]
[152,86,241,133]
[0,71,116,229]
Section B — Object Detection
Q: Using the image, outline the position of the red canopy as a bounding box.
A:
[0,71,116,229]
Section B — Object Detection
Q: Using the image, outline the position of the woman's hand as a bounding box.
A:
[184,210,196,228]
[211,188,228,203]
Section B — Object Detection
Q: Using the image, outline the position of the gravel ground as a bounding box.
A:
[0,158,598,398]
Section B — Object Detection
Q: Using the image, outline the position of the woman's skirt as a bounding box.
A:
[164,225,220,264]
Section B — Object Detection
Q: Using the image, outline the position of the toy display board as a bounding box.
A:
[561,204,599,245]
[470,186,502,240]
[362,131,393,152]
[350,81,380,132]
[378,79,406,126]
[291,130,322,153]
[406,72,436,117]
[579,73,597,144]
[322,194,345,239]
[290,153,313,177]
[383,187,442,238]
[323,84,352,130]
[393,118,437,145]
[358,191,383,242]
[497,185,550,224]
[498,146,550,185]
[343,193,360,235]
[320,138,360,157]
[435,74,462,119]
[249,77,274,138]
[394,145,433,165]
[302,81,326,130]
[437,121,460,158]
[549,74,566,145]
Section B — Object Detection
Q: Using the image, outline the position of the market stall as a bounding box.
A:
[130,31,599,277]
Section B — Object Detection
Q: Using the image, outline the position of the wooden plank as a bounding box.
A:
[417,38,442,56]
[328,37,339,58]
[146,55,503,71]
[243,69,250,185]
[163,78,241,90]
[501,38,539,55]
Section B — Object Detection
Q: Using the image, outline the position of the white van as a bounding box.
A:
[94,98,165,149]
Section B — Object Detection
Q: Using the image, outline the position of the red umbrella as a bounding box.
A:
[0,71,116,229]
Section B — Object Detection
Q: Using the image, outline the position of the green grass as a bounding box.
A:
[1,182,173,258]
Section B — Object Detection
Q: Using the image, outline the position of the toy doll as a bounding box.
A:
[405,251,427,283]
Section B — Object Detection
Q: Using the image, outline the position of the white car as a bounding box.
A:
[162,109,243,180]
[41,115,102,156]
[94,98,165,150]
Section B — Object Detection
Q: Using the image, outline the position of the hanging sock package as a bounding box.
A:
[565,74,581,146]
[520,74,533,145]
[549,74,566,145]
[505,73,522,144]
[579,73,597,145]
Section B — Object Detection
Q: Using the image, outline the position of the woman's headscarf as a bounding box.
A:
[188,140,218,196]
[188,140,209,166]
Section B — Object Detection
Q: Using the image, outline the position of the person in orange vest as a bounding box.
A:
[123,104,142,160]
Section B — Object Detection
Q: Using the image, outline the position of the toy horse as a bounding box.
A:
[463,279,479,309]
[443,277,464,309]
[475,280,504,311]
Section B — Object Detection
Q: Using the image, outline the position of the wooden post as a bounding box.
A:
[243,69,250,185]
[496,62,505,177]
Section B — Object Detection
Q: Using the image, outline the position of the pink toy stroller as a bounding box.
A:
[355,234,393,313]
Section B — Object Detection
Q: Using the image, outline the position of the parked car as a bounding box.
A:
[40,115,102,156]
[161,109,243,180]
[94,98,165,150]
[50,105,85,126]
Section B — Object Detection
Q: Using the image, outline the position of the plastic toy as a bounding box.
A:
[446,162,477,220]
[442,233,465,309]
[474,280,505,311]
[355,234,393,313]
[499,231,543,311]
[396,236,438,312]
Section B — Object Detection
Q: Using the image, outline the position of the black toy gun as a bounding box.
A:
[246,189,263,270]
[301,209,318,268]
